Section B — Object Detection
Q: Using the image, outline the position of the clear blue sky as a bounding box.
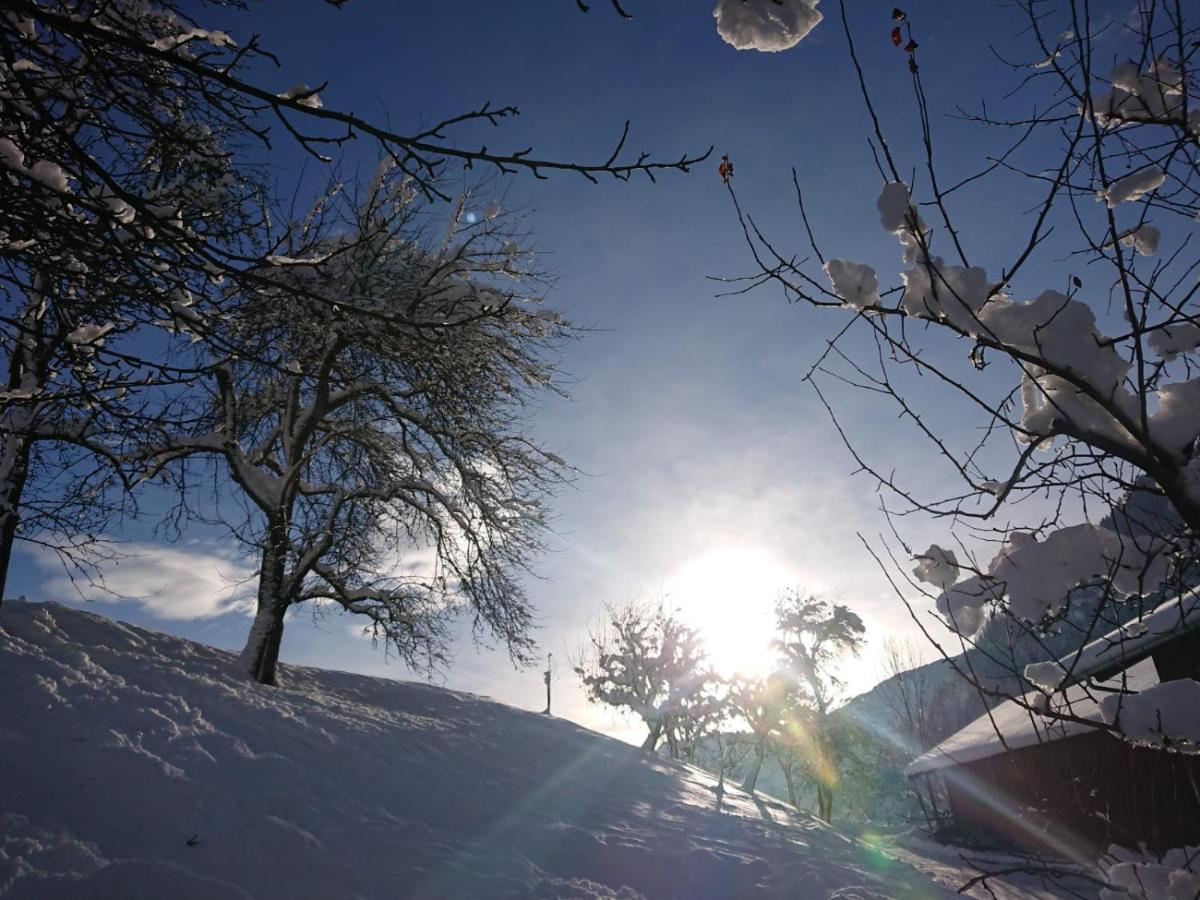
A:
[11,0,1134,741]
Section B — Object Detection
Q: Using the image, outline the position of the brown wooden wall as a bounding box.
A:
[936,731,1200,855]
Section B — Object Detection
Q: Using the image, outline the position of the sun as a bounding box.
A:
[662,547,792,679]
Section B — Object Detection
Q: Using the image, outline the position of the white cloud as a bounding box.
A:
[33,540,257,621]
[713,0,822,53]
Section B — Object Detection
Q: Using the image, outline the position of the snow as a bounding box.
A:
[1016,370,1137,450]
[912,545,960,592]
[981,291,1129,399]
[103,196,136,225]
[872,182,1186,455]
[1055,588,1200,683]
[824,259,880,310]
[932,523,1173,636]
[0,138,71,193]
[988,524,1163,620]
[934,576,996,636]
[1093,59,1191,131]
[1149,379,1200,457]
[713,0,822,53]
[906,657,1160,776]
[150,28,237,52]
[877,181,927,264]
[0,137,25,170]
[229,455,284,509]
[1100,678,1200,750]
[1149,322,1200,361]
[914,588,1200,774]
[1120,224,1160,256]
[65,323,114,346]
[883,830,1099,899]
[902,260,991,330]
[1102,845,1200,900]
[1024,660,1068,693]
[0,601,954,899]
[877,181,913,233]
[265,253,332,267]
[1096,167,1165,208]
[278,84,323,109]
[26,160,69,193]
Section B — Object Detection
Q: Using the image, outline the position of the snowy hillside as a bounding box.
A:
[0,601,954,899]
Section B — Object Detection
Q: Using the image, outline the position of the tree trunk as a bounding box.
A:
[780,761,799,808]
[641,718,664,752]
[665,722,679,759]
[0,431,32,605]
[238,521,290,685]
[816,784,833,824]
[741,740,765,794]
[0,293,44,609]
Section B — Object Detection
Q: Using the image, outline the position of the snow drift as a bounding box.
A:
[0,601,949,899]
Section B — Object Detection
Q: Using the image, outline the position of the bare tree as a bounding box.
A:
[721,0,1200,887]
[767,689,811,809]
[676,678,753,801]
[875,636,969,828]
[0,1,265,599]
[724,0,1199,760]
[710,719,752,801]
[773,590,865,822]
[877,637,942,754]
[671,676,729,766]
[575,599,715,753]
[145,165,571,684]
[0,0,707,604]
[727,671,791,796]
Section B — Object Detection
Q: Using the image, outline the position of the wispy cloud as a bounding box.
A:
[29,540,257,621]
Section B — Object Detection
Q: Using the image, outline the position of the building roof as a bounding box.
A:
[905,657,1160,776]
[905,587,1200,777]
[1062,587,1199,682]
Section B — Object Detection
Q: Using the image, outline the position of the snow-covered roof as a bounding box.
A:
[905,657,1159,776]
[906,588,1199,777]
[1061,587,1200,683]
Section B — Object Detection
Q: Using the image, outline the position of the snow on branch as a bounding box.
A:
[713,0,823,53]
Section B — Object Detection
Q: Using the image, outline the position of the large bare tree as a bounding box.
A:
[0,0,707,605]
[144,165,572,684]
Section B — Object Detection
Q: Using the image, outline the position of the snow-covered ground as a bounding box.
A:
[0,601,961,899]
[863,830,1101,900]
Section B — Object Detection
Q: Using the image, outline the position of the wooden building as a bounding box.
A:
[905,590,1200,856]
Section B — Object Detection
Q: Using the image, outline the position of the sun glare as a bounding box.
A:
[662,547,792,679]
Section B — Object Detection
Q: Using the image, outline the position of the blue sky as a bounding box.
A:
[11,0,1137,741]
